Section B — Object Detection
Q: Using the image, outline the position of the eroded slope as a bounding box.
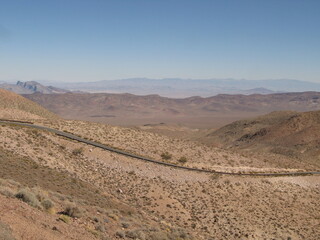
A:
[201,110,320,168]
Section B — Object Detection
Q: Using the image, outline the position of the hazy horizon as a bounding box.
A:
[1,77,320,85]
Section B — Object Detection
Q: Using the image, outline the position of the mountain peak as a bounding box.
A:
[0,81,69,94]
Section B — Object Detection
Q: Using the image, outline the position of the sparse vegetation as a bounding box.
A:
[116,231,125,238]
[125,229,146,239]
[121,222,130,228]
[0,93,320,240]
[63,204,84,218]
[210,174,220,180]
[15,188,41,208]
[161,152,172,160]
[178,156,188,164]
[72,147,84,156]
[41,199,54,211]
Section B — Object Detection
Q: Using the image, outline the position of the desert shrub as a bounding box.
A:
[121,222,130,228]
[115,231,125,238]
[41,199,54,210]
[224,179,231,185]
[95,224,106,233]
[63,204,83,218]
[161,152,172,160]
[59,145,66,150]
[15,188,41,208]
[50,191,66,201]
[125,229,146,240]
[149,231,169,240]
[32,187,48,202]
[107,210,119,221]
[72,147,83,156]
[210,174,220,180]
[178,156,188,164]
[169,228,190,239]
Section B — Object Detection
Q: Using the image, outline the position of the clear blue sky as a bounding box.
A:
[0,0,319,82]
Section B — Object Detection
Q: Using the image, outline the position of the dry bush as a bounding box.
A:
[210,174,221,180]
[169,228,191,239]
[149,231,169,240]
[147,228,193,240]
[95,224,106,233]
[32,187,48,202]
[63,204,84,218]
[125,229,146,240]
[178,156,188,164]
[121,222,130,229]
[72,147,83,156]
[15,188,41,208]
[161,152,172,160]
[115,231,125,238]
[41,199,54,211]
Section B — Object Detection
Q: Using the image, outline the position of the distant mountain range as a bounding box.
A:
[50,78,320,97]
[1,78,320,97]
[24,91,320,128]
[0,81,69,94]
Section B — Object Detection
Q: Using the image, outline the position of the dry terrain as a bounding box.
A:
[0,89,319,240]
[24,91,320,128]
[200,111,320,169]
[0,89,58,120]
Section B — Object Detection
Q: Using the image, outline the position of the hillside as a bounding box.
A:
[201,110,320,168]
[24,91,320,128]
[1,117,319,239]
[0,89,58,120]
[0,93,319,239]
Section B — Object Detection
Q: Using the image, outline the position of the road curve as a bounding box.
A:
[1,119,320,177]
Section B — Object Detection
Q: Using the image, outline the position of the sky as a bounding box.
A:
[0,0,319,83]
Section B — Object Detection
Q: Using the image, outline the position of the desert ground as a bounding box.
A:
[0,89,319,240]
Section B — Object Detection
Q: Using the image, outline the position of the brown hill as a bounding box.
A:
[24,91,320,128]
[0,89,58,120]
[201,110,320,168]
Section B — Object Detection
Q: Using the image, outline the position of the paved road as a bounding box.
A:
[1,120,320,177]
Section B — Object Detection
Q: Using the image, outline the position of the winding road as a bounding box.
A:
[1,119,320,177]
